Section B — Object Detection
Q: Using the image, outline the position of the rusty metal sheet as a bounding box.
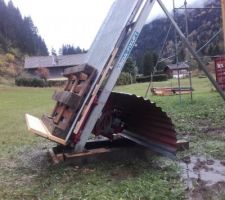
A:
[96,92,177,158]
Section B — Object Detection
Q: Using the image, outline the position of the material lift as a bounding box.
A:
[25,0,225,162]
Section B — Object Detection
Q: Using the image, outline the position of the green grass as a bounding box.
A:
[0,84,185,200]
[0,77,224,199]
[116,77,225,159]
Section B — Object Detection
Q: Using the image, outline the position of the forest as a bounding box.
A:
[0,0,48,56]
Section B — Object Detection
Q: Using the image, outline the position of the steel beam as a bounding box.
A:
[157,0,225,101]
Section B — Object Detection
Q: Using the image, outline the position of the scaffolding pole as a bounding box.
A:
[173,0,182,103]
[221,0,225,52]
[184,0,193,101]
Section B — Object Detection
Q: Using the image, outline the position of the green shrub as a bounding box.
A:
[0,60,4,68]
[153,74,168,82]
[116,72,134,86]
[15,74,47,87]
[6,53,15,62]
[9,48,23,58]
[136,74,168,83]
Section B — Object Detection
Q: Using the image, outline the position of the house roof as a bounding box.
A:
[166,62,190,71]
[24,53,87,69]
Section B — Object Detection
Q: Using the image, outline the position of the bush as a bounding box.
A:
[116,72,134,86]
[15,74,48,87]
[6,53,15,62]
[153,74,168,82]
[35,67,49,80]
[136,74,168,83]
[0,60,4,68]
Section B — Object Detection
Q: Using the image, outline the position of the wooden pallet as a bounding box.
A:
[25,114,67,145]
[41,64,97,140]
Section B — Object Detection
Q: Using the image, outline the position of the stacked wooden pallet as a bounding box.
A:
[42,64,97,140]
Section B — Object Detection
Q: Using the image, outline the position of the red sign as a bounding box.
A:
[214,57,225,90]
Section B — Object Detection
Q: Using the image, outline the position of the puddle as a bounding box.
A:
[180,156,225,188]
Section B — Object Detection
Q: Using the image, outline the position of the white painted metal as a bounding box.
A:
[75,0,157,152]
[66,0,143,141]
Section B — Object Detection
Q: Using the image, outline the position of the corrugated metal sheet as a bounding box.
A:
[215,56,225,90]
[99,92,177,158]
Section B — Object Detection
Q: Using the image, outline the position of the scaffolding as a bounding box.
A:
[145,0,225,101]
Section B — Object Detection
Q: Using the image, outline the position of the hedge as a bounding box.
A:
[15,76,48,87]
[136,74,168,83]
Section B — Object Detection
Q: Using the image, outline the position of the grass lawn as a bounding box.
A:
[0,77,224,200]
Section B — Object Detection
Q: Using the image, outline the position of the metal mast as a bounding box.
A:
[221,0,225,52]
[184,0,193,101]
[173,0,182,103]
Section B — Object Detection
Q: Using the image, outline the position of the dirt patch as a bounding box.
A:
[110,168,138,181]
[189,182,225,200]
[197,119,225,137]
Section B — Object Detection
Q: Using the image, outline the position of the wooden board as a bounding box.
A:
[25,114,67,145]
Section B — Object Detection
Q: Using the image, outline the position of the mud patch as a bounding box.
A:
[180,156,225,199]
[181,156,225,187]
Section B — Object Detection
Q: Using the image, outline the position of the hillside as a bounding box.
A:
[0,0,48,56]
[0,0,49,82]
[133,0,222,70]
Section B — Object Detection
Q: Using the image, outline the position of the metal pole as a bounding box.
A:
[184,0,193,101]
[173,0,182,103]
[157,0,225,101]
[221,0,225,53]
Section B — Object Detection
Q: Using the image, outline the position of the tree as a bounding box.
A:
[123,57,136,76]
[60,44,85,55]
[143,52,155,76]
[122,57,137,83]
[0,0,48,56]
[35,67,49,80]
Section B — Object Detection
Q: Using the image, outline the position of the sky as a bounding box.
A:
[5,0,203,52]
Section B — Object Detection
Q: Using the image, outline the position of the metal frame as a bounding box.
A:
[157,0,225,101]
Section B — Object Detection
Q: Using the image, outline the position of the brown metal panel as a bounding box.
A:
[215,56,225,90]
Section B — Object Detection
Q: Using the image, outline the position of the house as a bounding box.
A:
[24,53,87,79]
[164,62,190,79]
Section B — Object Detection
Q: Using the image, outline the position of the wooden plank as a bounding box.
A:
[177,139,189,151]
[79,73,88,81]
[63,64,86,77]
[52,91,81,109]
[64,64,95,77]
[25,114,67,145]
[65,148,111,158]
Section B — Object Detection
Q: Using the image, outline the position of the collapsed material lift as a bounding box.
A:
[25,0,225,162]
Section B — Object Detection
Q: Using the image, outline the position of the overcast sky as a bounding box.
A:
[5,0,203,52]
